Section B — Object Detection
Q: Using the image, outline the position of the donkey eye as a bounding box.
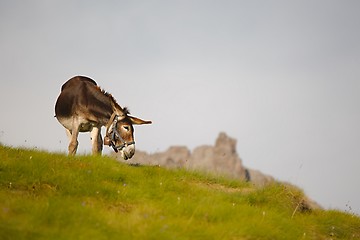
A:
[123,126,130,131]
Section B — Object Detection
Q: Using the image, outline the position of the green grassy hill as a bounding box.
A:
[0,145,359,239]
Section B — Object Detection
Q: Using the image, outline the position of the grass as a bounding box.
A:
[0,145,359,239]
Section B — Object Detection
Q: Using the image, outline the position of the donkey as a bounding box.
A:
[55,76,151,159]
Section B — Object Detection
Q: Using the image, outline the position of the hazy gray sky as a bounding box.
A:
[1,1,359,214]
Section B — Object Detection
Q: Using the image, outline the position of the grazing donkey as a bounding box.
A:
[55,76,151,159]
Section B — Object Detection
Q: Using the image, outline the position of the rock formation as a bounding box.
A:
[113,132,274,186]
[187,132,246,179]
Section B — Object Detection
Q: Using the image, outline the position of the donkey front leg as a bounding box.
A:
[66,128,79,156]
[90,126,103,155]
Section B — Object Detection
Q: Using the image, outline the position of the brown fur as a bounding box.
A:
[55,76,151,157]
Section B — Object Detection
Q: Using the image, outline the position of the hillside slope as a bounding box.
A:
[0,145,359,239]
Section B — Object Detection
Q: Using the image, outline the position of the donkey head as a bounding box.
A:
[105,106,151,160]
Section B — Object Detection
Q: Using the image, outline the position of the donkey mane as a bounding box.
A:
[93,85,130,115]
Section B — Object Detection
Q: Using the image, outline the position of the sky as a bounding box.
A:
[1,1,359,214]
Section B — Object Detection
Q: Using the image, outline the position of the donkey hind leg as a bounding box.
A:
[90,126,103,155]
[66,128,79,156]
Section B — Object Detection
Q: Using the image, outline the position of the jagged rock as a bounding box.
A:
[112,132,321,210]
[186,132,247,180]
[160,146,190,168]
[113,132,272,186]
[215,132,237,154]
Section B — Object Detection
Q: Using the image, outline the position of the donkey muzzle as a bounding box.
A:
[120,144,135,160]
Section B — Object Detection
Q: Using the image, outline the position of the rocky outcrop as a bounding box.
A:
[186,132,247,180]
[112,132,322,210]
[113,132,274,186]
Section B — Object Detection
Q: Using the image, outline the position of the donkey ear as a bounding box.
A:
[129,116,152,125]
